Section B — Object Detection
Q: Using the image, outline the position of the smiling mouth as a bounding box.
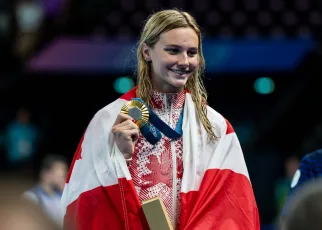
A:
[169,68,192,75]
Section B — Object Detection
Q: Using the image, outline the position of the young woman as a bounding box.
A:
[61,9,259,230]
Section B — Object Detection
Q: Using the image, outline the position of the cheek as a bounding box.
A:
[153,60,171,74]
[161,54,179,67]
[191,57,199,68]
[189,60,199,72]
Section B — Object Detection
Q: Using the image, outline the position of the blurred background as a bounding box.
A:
[0,0,321,229]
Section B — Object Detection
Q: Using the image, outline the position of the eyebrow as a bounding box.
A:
[165,44,198,50]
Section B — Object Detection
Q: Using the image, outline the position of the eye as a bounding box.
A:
[187,49,198,57]
[165,48,180,54]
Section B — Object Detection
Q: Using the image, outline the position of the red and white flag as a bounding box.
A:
[61,88,260,230]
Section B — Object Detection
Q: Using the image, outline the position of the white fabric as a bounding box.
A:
[61,100,125,217]
[180,94,249,193]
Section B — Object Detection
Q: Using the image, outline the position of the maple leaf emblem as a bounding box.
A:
[141,148,173,189]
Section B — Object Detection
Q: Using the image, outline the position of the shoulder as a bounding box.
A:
[95,100,124,119]
[95,87,136,118]
[22,190,39,204]
[91,96,132,124]
[206,105,234,136]
[85,100,123,133]
[289,149,322,189]
[87,88,137,129]
[296,148,322,174]
[301,149,322,164]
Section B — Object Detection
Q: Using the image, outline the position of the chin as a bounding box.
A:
[170,81,187,91]
[173,76,189,85]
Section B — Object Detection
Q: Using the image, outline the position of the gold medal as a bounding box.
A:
[121,100,149,128]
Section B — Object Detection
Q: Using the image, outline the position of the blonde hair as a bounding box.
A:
[136,9,217,141]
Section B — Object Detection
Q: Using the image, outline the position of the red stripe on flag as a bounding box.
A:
[64,178,148,230]
[225,119,235,134]
[120,87,137,101]
[66,134,85,183]
[180,169,259,230]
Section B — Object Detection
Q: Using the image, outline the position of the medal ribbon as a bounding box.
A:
[131,98,184,145]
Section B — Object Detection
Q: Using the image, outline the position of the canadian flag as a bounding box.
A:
[61,88,260,230]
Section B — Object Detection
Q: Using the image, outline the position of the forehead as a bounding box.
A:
[51,162,68,171]
[157,27,199,47]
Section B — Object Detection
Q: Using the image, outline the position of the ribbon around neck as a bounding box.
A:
[131,98,184,145]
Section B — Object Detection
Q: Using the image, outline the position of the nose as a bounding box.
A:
[177,53,189,68]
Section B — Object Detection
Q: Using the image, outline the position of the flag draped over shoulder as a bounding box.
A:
[61,88,260,230]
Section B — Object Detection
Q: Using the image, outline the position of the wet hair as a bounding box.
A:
[137,9,217,141]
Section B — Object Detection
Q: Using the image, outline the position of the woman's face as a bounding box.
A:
[142,27,199,93]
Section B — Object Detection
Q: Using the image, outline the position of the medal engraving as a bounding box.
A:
[128,107,142,121]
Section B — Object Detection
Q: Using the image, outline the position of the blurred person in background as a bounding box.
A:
[275,156,300,215]
[1,107,38,172]
[282,179,322,230]
[281,149,322,222]
[14,0,44,59]
[22,154,68,227]
[61,9,259,230]
[0,174,60,230]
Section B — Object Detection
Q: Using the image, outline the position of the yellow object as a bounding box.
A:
[121,100,149,128]
[142,196,173,230]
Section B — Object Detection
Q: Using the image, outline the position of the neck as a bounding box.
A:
[150,89,185,110]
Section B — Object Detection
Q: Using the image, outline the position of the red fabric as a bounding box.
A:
[66,134,84,183]
[120,87,137,101]
[225,119,234,134]
[64,178,148,230]
[64,169,259,230]
[180,169,260,230]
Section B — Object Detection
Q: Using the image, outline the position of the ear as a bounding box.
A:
[141,43,152,62]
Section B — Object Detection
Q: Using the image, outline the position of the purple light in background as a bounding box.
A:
[28,37,137,72]
[27,36,314,74]
[40,0,65,17]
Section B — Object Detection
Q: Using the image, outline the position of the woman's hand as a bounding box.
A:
[112,113,139,159]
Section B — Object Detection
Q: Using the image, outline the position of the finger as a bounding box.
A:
[125,129,140,142]
[112,121,138,133]
[117,128,139,139]
[117,120,138,129]
[113,113,134,126]
[112,126,137,137]
[132,132,139,143]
